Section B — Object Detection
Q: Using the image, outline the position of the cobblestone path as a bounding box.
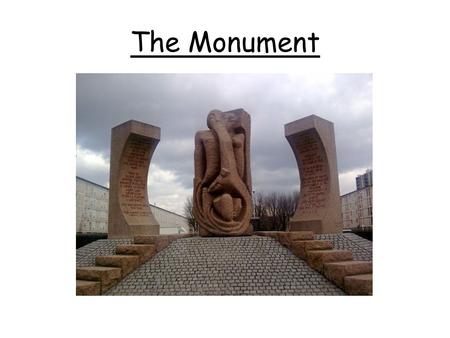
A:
[76,234,372,296]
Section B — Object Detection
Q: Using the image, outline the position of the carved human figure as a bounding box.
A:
[193,109,253,236]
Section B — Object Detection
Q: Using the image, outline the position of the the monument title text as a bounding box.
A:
[131,30,320,58]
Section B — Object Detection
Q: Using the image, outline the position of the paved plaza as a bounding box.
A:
[76,233,372,296]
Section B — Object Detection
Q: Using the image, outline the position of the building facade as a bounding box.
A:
[76,176,189,234]
[341,186,373,229]
[76,177,109,233]
[356,169,373,190]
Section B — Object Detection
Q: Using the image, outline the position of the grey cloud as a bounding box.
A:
[76,74,372,203]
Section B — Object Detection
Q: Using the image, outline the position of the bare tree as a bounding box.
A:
[273,191,299,230]
[252,191,299,231]
[252,192,270,230]
[183,196,198,234]
[252,192,263,218]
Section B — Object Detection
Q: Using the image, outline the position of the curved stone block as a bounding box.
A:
[193,109,253,236]
[108,120,160,238]
[285,115,343,233]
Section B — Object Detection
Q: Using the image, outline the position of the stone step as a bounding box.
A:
[291,240,334,259]
[306,249,353,272]
[169,233,193,240]
[134,235,159,244]
[134,235,170,252]
[344,273,373,295]
[289,231,315,241]
[76,280,101,296]
[253,231,282,239]
[76,266,122,293]
[95,255,140,276]
[323,261,372,289]
[134,233,191,244]
[278,231,315,247]
[116,244,156,264]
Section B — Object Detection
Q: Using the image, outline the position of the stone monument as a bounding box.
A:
[285,115,343,233]
[108,120,160,238]
[193,109,253,236]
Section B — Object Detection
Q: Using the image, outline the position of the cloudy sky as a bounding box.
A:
[76,73,372,215]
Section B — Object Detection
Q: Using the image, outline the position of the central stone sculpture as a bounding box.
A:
[193,109,253,236]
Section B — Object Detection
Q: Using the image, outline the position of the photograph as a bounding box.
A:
[76,73,373,296]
